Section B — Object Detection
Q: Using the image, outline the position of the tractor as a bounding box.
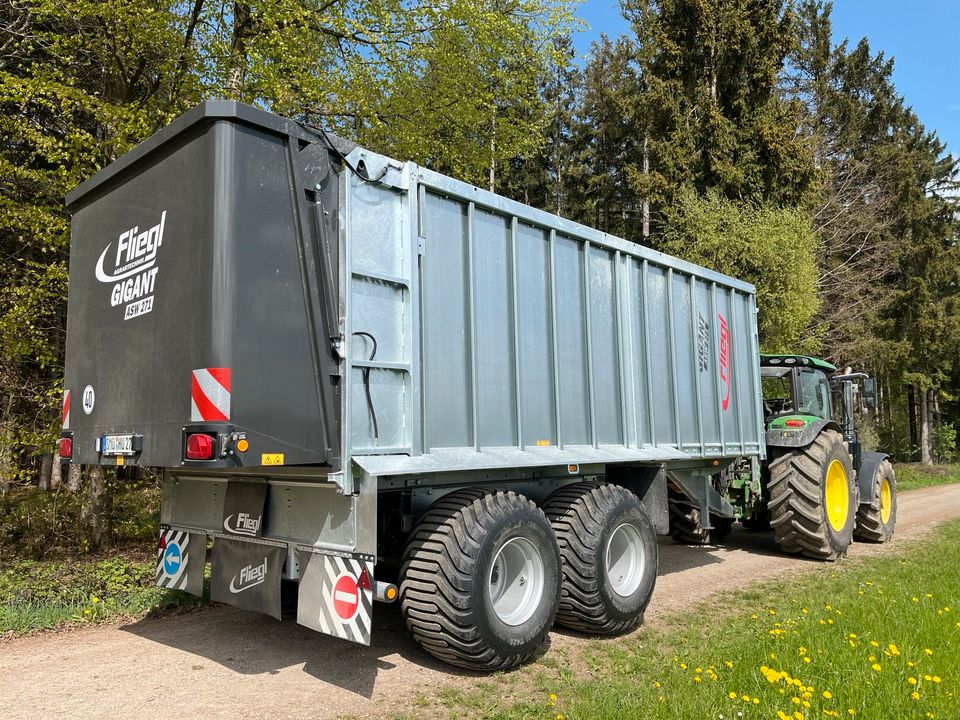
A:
[669,354,897,560]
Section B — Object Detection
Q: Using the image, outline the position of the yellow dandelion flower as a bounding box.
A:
[91,596,100,604]
[695,667,702,673]
[729,692,738,699]
[924,674,932,681]
[778,712,790,720]
[909,677,918,685]
[725,660,733,668]
[912,597,920,603]
[823,691,833,699]
[803,657,812,664]
[848,710,856,716]
[742,694,751,702]
[792,697,801,705]
[680,663,687,669]
[908,661,915,667]
[870,640,879,648]
[752,697,760,705]
[889,644,900,656]
[924,649,933,656]
[849,633,857,639]
[932,676,941,683]
[794,712,805,720]
[694,676,701,683]
[872,664,882,672]
[803,700,811,708]
[869,655,876,662]
[653,682,661,689]
[911,692,921,701]
[925,593,933,598]
[556,714,565,720]
[802,692,812,700]
[802,608,808,614]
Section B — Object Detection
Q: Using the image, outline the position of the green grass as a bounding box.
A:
[422,520,960,720]
[896,463,960,492]
[0,553,200,635]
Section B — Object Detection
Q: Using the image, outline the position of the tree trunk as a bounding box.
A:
[50,454,62,489]
[920,389,932,464]
[82,465,113,551]
[225,2,252,97]
[908,385,918,460]
[642,134,650,240]
[67,463,82,492]
[488,113,496,193]
[39,453,53,491]
[0,393,14,496]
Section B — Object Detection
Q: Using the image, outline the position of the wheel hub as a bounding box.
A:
[605,522,645,597]
[488,536,545,626]
[825,459,849,532]
[880,477,892,524]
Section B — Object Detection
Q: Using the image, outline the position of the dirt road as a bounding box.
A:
[3,483,959,720]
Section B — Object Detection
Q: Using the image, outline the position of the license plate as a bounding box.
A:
[102,434,135,456]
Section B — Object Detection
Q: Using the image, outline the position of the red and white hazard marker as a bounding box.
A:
[62,389,71,429]
[190,368,231,422]
[333,574,360,620]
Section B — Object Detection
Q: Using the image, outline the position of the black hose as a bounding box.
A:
[352,331,379,440]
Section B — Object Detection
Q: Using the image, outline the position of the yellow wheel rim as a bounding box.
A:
[880,477,892,524]
[825,459,849,532]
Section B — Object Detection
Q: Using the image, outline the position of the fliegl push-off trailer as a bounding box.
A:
[60,102,764,670]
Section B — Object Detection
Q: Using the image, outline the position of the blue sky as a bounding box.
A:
[573,1,960,158]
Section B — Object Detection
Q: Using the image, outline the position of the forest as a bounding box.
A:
[1,0,957,501]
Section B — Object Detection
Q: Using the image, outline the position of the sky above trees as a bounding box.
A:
[575,1,960,158]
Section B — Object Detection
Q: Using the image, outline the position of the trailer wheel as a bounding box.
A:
[668,490,732,544]
[854,460,897,543]
[767,430,857,561]
[543,482,658,635]
[399,489,560,671]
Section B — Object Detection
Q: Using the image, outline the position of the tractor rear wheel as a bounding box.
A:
[767,430,857,561]
[668,490,733,544]
[399,489,561,671]
[854,460,897,543]
[543,482,658,635]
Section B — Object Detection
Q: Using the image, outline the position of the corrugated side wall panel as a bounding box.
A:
[350,158,763,466]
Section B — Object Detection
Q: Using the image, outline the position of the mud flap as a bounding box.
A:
[296,548,374,646]
[220,479,267,538]
[210,535,286,620]
[155,527,206,596]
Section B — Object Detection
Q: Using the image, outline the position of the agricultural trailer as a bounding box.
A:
[63,101,790,671]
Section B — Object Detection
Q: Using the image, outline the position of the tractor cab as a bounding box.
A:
[760,354,836,427]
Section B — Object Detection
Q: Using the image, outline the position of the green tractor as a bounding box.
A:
[669,354,897,560]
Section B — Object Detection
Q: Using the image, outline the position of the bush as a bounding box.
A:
[932,423,957,464]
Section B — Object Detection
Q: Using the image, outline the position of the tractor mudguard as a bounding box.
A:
[765,419,843,450]
[857,451,889,507]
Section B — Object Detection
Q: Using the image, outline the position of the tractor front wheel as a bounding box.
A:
[767,430,857,561]
[668,490,733,545]
[854,460,897,543]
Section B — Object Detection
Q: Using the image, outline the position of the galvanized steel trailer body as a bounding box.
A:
[61,102,764,652]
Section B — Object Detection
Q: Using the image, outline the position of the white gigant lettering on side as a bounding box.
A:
[94,210,167,321]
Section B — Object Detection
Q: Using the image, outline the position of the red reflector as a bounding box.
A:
[185,433,215,460]
[357,566,372,591]
[58,437,73,458]
[785,419,806,428]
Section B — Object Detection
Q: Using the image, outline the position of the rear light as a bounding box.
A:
[785,419,806,428]
[185,433,215,460]
[58,436,73,459]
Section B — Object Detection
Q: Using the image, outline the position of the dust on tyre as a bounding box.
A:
[668,489,732,545]
[854,459,897,543]
[543,482,658,635]
[767,429,857,560]
[399,489,561,671]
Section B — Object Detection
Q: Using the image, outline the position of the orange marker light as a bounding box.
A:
[236,438,249,452]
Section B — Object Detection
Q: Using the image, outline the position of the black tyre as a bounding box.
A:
[854,460,897,543]
[543,482,658,635]
[668,490,733,544]
[767,429,857,561]
[399,489,561,671]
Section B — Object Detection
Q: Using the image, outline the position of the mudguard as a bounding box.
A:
[857,450,889,507]
[765,419,842,450]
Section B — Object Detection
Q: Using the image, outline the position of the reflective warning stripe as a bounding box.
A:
[156,528,189,590]
[190,368,231,421]
[62,390,70,429]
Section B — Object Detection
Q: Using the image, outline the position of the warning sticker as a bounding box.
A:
[296,549,374,646]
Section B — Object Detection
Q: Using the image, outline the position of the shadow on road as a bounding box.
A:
[121,596,485,699]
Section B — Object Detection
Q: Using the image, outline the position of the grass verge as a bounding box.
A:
[421,519,960,720]
[0,551,201,636]
[896,463,960,492]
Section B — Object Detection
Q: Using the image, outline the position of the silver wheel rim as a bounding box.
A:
[605,522,645,597]
[487,536,545,626]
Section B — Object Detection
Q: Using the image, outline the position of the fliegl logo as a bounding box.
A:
[223,512,261,537]
[94,210,166,321]
[718,313,731,411]
[229,558,267,594]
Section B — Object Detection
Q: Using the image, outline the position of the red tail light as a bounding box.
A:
[185,433,215,460]
[58,437,73,458]
[785,419,806,428]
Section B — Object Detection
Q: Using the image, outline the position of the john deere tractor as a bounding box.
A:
[669,355,897,560]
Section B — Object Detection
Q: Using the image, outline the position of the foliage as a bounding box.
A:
[895,463,960,492]
[0,553,199,635]
[0,476,159,558]
[416,519,960,720]
[931,425,957,465]
[657,189,821,352]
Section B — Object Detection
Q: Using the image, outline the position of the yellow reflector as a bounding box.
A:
[236,438,249,452]
[386,586,397,600]
[567,464,579,474]
[536,439,551,447]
